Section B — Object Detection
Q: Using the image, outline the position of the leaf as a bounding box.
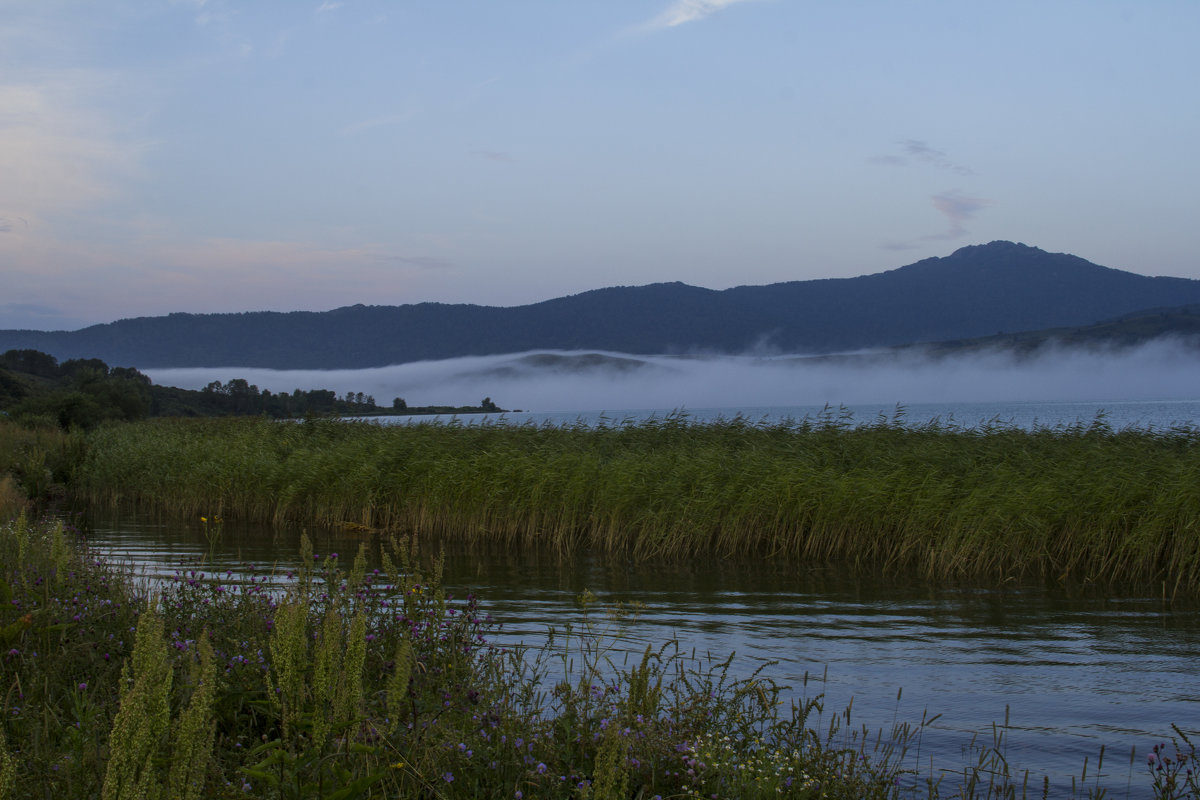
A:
[322,771,387,800]
[239,767,281,788]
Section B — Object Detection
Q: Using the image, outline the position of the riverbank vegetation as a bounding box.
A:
[5,413,1200,796]
[75,412,1200,592]
[1,514,936,799]
[1,348,506,429]
[3,517,1197,799]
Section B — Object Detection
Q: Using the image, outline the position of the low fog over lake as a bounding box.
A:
[146,341,1200,420]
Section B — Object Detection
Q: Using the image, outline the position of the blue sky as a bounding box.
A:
[2,0,1198,331]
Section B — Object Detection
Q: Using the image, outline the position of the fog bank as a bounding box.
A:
[144,341,1200,414]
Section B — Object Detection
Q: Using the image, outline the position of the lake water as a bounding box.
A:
[79,508,1200,799]
[371,398,1200,433]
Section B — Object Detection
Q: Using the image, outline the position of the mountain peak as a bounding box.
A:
[3,243,1199,368]
[949,241,1042,258]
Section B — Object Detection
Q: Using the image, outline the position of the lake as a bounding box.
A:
[78,507,1200,798]
[369,398,1200,433]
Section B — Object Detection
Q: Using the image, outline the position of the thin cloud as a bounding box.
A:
[472,150,514,163]
[316,1,343,12]
[631,0,760,34]
[0,80,138,226]
[925,190,989,240]
[881,190,991,251]
[870,139,973,176]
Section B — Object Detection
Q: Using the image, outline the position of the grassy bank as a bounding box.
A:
[1,514,934,799]
[4,517,1198,799]
[76,414,1200,590]
[0,419,82,517]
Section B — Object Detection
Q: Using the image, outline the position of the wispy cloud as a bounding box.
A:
[869,139,973,176]
[472,150,514,163]
[631,0,760,34]
[881,190,990,251]
[316,1,343,12]
[0,79,138,232]
[925,190,989,240]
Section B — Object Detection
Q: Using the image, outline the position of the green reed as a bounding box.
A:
[77,413,1200,590]
[0,419,82,516]
[1,515,924,799]
[5,514,1196,799]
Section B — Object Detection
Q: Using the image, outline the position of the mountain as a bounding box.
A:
[5,241,1200,369]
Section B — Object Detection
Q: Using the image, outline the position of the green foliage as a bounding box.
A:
[1,351,151,430]
[2,516,1196,798]
[2,349,504,428]
[0,418,85,511]
[168,633,219,800]
[102,601,174,800]
[0,724,15,800]
[77,412,1200,590]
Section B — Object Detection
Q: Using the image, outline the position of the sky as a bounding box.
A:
[2,1,1199,331]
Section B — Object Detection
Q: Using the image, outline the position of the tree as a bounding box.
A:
[392,397,407,411]
[2,349,59,378]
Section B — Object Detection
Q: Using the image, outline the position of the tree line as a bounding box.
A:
[1,349,505,430]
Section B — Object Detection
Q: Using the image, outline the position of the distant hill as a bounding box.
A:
[453,305,1200,379]
[915,303,1200,358]
[5,241,1200,369]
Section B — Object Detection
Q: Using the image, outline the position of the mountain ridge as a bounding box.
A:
[5,241,1200,369]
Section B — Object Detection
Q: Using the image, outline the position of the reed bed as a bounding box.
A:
[0,515,922,799]
[4,514,1194,799]
[76,413,1200,590]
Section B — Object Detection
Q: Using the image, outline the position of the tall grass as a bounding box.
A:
[4,515,1197,799]
[0,515,921,799]
[77,413,1200,589]
[0,419,82,516]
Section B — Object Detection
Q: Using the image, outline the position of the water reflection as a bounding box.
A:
[76,508,1200,796]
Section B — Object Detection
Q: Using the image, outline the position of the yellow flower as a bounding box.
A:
[200,516,207,523]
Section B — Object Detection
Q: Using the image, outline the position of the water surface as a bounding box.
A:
[78,509,1200,797]
[370,398,1200,433]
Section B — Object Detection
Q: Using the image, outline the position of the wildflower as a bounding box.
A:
[443,772,455,783]
[536,762,547,774]
[78,683,87,691]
